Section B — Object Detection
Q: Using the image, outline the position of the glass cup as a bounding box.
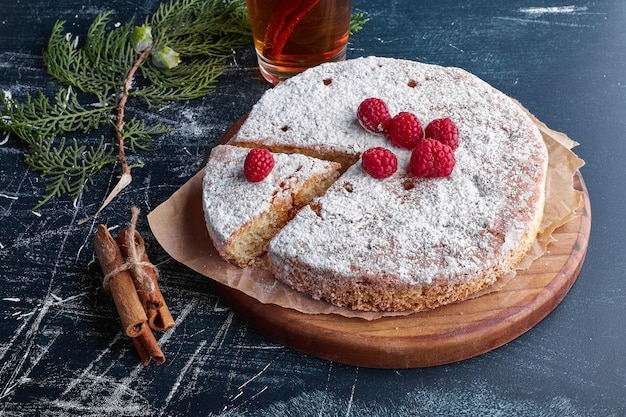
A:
[246,0,353,84]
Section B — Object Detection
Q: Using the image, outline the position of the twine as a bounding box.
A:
[102,207,158,293]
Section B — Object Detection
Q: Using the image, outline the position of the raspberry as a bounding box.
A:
[385,112,424,149]
[409,138,456,177]
[244,148,274,182]
[361,147,398,179]
[425,117,459,150]
[357,98,392,135]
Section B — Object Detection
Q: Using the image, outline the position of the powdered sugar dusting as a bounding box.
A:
[237,57,548,294]
[519,6,588,16]
[202,145,338,246]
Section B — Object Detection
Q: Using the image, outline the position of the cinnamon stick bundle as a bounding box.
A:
[93,207,173,366]
[117,227,175,331]
[93,225,147,338]
[133,328,165,366]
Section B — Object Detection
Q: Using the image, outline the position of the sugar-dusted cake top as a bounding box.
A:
[246,57,549,292]
[270,147,539,287]
[202,145,339,246]
[235,57,542,163]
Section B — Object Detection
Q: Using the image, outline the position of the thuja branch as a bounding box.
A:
[0,0,368,211]
[117,48,149,177]
[0,0,252,211]
[94,46,154,216]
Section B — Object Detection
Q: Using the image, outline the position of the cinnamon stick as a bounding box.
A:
[93,224,147,338]
[132,328,165,366]
[117,227,175,331]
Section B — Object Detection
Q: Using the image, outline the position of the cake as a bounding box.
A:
[202,145,340,268]
[205,56,548,312]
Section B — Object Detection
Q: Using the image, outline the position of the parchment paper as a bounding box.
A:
[147,105,585,320]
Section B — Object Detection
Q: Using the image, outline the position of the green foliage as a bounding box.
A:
[24,136,117,209]
[1,87,114,146]
[350,12,370,35]
[44,14,135,103]
[1,0,367,210]
[1,0,252,210]
[0,86,118,209]
[121,118,171,153]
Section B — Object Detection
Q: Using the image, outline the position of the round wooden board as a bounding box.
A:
[214,176,589,368]
[208,118,591,369]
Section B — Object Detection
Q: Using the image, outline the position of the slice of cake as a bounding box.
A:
[202,145,341,268]
[230,57,549,311]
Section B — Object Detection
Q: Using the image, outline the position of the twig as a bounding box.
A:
[94,46,153,216]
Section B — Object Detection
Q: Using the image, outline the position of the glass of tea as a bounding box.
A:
[246,0,353,84]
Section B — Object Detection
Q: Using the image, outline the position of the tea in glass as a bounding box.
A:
[246,0,353,84]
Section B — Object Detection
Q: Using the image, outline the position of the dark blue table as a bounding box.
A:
[1,1,624,415]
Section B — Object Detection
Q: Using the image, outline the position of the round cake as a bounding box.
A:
[211,56,548,312]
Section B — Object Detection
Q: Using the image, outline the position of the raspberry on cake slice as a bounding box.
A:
[202,145,341,268]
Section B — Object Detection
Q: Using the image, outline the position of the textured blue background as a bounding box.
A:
[1,1,624,415]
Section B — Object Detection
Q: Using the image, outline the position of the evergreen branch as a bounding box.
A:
[134,57,225,105]
[83,12,135,74]
[24,136,116,210]
[349,12,370,35]
[3,0,368,211]
[43,17,133,103]
[149,0,250,44]
[92,45,153,217]
[121,118,171,153]
[130,0,251,108]
[0,87,114,147]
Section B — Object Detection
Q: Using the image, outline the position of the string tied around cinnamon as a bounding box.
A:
[103,207,158,294]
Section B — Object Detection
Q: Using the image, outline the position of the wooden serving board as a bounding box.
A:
[213,176,590,368]
[200,117,592,369]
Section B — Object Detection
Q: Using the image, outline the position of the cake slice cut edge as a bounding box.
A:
[202,144,341,268]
